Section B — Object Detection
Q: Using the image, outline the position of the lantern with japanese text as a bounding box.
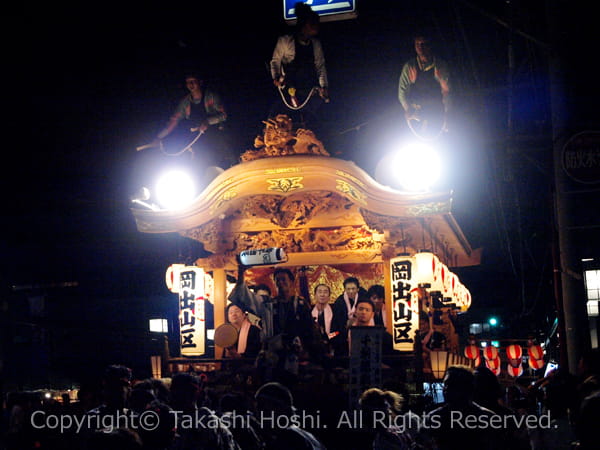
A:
[483,345,499,361]
[165,263,186,293]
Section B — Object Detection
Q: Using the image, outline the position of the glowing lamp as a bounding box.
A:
[155,170,196,210]
[483,345,499,361]
[430,350,449,380]
[464,344,480,360]
[485,357,501,371]
[528,344,544,360]
[507,364,523,377]
[165,263,186,293]
[529,358,545,370]
[506,344,523,360]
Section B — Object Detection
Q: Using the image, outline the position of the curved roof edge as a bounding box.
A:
[131,155,454,233]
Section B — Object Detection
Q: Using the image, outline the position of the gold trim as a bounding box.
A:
[336,179,367,205]
[266,177,304,193]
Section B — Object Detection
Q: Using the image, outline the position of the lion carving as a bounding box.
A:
[241,115,330,161]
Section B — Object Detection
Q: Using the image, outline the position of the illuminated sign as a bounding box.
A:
[178,268,207,356]
[390,256,420,352]
[283,0,357,22]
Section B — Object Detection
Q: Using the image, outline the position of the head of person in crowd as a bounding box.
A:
[314,283,331,306]
[367,284,385,313]
[129,379,157,414]
[255,381,296,421]
[442,365,475,408]
[252,283,272,299]
[273,268,296,299]
[169,372,202,412]
[295,2,320,40]
[183,71,205,97]
[343,277,360,300]
[473,366,505,411]
[226,302,249,330]
[359,387,404,429]
[354,298,375,326]
[413,33,434,65]
[101,364,132,411]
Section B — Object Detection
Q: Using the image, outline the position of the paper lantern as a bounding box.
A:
[508,358,522,368]
[529,358,545,370]
[165,263,186,293]
[464,345,480,360]
[473,355,481,368]
[528,344,544,360]
[507,364,523,377]
[490,364,501,376]
[485,357,501,371]
[483,346,499,361]
[506,344,523,360]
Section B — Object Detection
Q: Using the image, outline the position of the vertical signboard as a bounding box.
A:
[348,326,382,406]
[390,256,420,351]
[178,268,207,356]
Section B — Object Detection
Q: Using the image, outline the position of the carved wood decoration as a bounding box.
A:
[131,117,481,269]
[241,114,330,161]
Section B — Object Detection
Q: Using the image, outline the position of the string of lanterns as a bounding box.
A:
[462,341,546,377]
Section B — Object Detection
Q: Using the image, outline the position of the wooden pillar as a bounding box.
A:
[213,268,227,360]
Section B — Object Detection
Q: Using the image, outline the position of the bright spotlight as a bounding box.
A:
[391,142,442,192]
[155,170,196,210]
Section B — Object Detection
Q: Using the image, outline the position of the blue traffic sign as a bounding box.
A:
[283,0,357,21]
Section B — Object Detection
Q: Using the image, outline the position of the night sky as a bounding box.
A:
[3,0,596,370]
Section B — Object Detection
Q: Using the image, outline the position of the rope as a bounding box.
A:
[159,129,204,157]
[277,86,321,110]
[135,129,204,157]
[406,116,446,141]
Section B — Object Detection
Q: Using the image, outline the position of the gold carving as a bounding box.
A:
[241,115,330,161]
[266,177,304,193]
[336,179,367,205]
[264,167,301,175]
[335,170,366,188]
[211,188,237,212]
[406,202,451,216]
[232,225,381,254]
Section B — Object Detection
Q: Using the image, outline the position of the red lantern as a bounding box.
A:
[485,357,500,371]
[528,344,544,360]
[464,345,480,360]
[507,363,523,377]
[484,346,499,360]
[529,357,545,370]
[473,355,482,368]
[506,344,523,360]
[491,364,501,376]
[508,358,522,368]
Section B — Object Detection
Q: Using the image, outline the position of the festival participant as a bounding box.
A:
[223,302,262,359]
[269,2,329,127]
[398,33,451,134]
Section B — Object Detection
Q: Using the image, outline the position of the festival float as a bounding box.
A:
[130,115,482,388]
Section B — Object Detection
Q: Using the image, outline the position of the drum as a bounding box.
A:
[214,323,238,348]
